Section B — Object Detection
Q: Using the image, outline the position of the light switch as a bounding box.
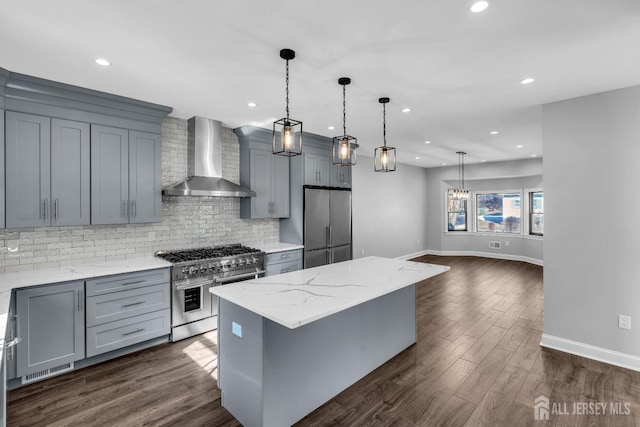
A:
[232,322,243,337]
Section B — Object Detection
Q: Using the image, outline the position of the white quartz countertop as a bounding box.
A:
[254,242,304,254]
[210,256,449,329]
[0,256,171,355]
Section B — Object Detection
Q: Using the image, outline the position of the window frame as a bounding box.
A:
[445,188,468,232]
[528,190,544,236]
[474,190,523,235]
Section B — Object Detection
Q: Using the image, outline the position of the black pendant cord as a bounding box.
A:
[285,59,290,120]
[342,84,347,137]
[382,102,387,148]
[462,153,465,189]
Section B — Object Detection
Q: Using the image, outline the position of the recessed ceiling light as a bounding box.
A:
[520,77,535,85]
[481,159,487,162]
[442,163,447,166]
[424,140,431,144]
[402,108,411,113]
[95,58,111,66]
[516,145,524,148]
[490,131,499,135]
[248,102,257,107]
[328,126,335,130]
[415,156,420,160]
[531,154,537,157]
[470,1,489,13]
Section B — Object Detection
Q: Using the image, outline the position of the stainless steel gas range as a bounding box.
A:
[155,244,265,341]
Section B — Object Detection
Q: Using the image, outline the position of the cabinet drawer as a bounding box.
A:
[86,309,170,358]
[86,268,169,297]
[265,259,302,277]
[86,283,170,327]
[264,249,302,265]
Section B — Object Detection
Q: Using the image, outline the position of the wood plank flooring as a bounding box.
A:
[8,255,640,426]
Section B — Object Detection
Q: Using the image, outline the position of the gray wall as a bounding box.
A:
[0,117,279,273]
[351,155,429,259]
[543,85,640,356]
[425,159,543,263]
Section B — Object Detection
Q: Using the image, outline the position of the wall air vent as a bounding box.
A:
[21,362,74,385]
[489,241,501,249]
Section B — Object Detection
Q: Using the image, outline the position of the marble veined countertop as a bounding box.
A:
[210,256,449,329]
[0,256,171,355]
[253,242,304,254]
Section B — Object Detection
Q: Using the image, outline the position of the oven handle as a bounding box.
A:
[175,282,212,291]
[214,270,266,284]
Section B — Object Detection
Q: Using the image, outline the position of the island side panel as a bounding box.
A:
[262,284,416,427]
[217,298,264,427]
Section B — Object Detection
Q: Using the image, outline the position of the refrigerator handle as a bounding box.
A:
[329,226,333,247]
[326,226,331,247]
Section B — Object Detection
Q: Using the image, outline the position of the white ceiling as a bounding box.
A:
[2,0,640,168]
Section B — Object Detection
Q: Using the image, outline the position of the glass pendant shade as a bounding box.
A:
[273,48,303,156]
[374,97,396,172]
[332,77,357,166]
[374,146,396,172]
[452,188,469,200]
[273,118,303,156]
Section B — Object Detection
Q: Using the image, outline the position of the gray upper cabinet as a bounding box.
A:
[91,126,162,224]
[5,113,91,228]
[236,126,290,219]
[91,125,130,225]
[51,119,91,226]
[129,131,162,223]
[331,163,352,188]
[304,152,331,186]
[15,281,85,378]
[5,112,51,228]
[0,110,4,229]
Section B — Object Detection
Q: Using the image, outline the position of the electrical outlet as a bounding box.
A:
[619,315,631,330]
[361,249,365,256]
[148,232,156,242]
[232,322,243,337]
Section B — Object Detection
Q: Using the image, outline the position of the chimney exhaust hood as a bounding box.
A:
[162,117,256,197]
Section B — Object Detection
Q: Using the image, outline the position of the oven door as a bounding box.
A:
[173,280,214,327]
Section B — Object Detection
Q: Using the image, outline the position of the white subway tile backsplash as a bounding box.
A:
[0,117,279,273]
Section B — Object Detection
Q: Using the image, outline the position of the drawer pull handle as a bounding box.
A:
[2,337,22,349]
[122,300,145,308]
[123,328,145,336]
[122,280,145,286]
[280,254,291,259]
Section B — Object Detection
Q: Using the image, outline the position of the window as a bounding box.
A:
[476,192,521,233]
[447,189,467,231]
[530,191,544,236]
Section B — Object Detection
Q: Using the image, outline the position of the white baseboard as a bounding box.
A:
[395,250,431,261]
[419,249,543,266]
[540,334,640,372]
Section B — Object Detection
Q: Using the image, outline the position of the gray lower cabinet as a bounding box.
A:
[265,249,303,277]
[15,281,85,379]
[1,297,17,427]
[91,126,162,224]
[85,269,170,358]
[5,112,91,228]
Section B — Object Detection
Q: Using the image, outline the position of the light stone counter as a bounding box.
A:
[0,256,171,355]
[210,256,449,328]
[253,242,304,254]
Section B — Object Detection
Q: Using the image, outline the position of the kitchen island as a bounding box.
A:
[210,256,449,427]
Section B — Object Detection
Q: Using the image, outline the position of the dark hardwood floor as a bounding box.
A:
[8,255,640,426]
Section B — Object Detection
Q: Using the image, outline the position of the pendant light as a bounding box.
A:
[374,97,396,172]
[273,48,303,156]
[332,77,357,166]
[453,151,469,200]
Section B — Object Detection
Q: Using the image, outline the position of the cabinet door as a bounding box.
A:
[331,164,352,188]
[129,131,162,223]
[249,149,272,218]
[5,112,51,228]
[304,153,319,185]
[16,281,85,377]
[316,155,331,186]
[91,125,129,224]
[0,110,4,229]
[51,119,90,226]
[272,155,290,217]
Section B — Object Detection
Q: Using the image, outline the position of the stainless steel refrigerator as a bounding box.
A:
[304,188,352,268]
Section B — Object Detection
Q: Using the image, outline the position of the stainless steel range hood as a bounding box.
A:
[163,117,256,197]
